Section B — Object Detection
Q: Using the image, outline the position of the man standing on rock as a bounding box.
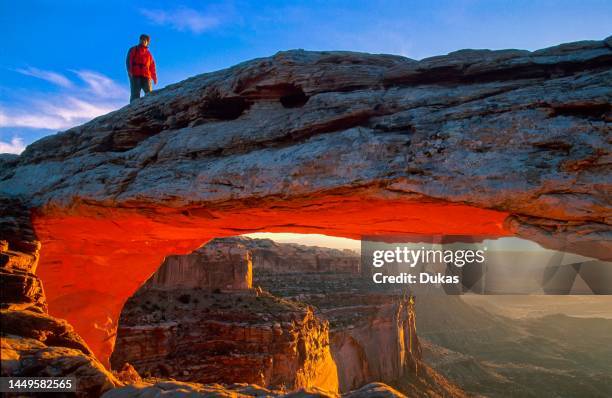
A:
[126,34,157,103]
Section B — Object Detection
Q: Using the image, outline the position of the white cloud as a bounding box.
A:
[72,70,128,98]
[0,137,26,154]
[140,7,220,34]
[38,97,117,125]
[15,67,74,88]
[0,96,117,130]
[2,68,128,132]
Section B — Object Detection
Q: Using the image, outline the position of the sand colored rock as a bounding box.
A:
[144,237,253,290]
[237,237,360,273]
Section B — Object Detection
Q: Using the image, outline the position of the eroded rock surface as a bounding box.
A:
[101,381,408,398]
[111,290,339,392]
[111,239,339,392]
[0,198,119,396]
[144,237,253,290]
[257,271,465,397]
[3,40,610,254]
[112,238,466,397]
[0,37,610,363]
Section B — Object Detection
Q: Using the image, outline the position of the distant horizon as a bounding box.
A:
[2,0,611,153]
[243,232,591,256]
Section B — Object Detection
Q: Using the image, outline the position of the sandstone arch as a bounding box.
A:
[1,37,610,368]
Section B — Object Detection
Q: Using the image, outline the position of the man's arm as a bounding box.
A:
[150,55,157,85]
[126,47,132,76]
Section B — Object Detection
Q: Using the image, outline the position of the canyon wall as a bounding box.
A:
[111,239,339,392]
[0,37,610,366]
[238,236,360,273]
[330,297,421,392]
[112,238,464,397]
[111,290,339,392]
[0,198,119,397]
[144,237,253,290]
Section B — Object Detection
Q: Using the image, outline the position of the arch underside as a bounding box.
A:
[34,193,511,365]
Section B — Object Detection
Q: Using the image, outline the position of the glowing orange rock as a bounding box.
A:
[33,196,509,365]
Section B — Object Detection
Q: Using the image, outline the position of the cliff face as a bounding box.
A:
[144,238,253,290]
[330,297,421,391]
[111,237,465,397]
[0,37,610,365]
[111,239,339,392]
[0,198,119,397]
[238,237,360,273]
[111,292,339,392]
[257,271,465,397]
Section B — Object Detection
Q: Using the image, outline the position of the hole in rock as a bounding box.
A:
[550,102,610,120]
[279,84,309,108]
[200,96,252,120]
[99,231,602,393]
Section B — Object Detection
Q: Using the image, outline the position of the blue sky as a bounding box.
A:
[1,0,611,154]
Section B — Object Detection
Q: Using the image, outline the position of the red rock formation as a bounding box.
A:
[111,289,339,392]
[34,197,509,365]
[111,237,339,391]
[0,198,119,397]
[1,37,610,367]
[144,238,253,290]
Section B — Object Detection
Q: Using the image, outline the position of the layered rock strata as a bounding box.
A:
[237,237,360,273]
[0,37,610,363]
[111,289,339,392]
[257,271,465,397]
[144,238,253,290]
[112,238,465,397]
[111,239,339,392]
[0,198,119,396]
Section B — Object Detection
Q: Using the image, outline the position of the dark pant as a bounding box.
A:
[129,76,152,102]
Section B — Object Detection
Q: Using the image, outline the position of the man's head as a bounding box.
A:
[139,34,150,47]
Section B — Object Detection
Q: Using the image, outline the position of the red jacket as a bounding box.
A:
[127,45,157,83]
